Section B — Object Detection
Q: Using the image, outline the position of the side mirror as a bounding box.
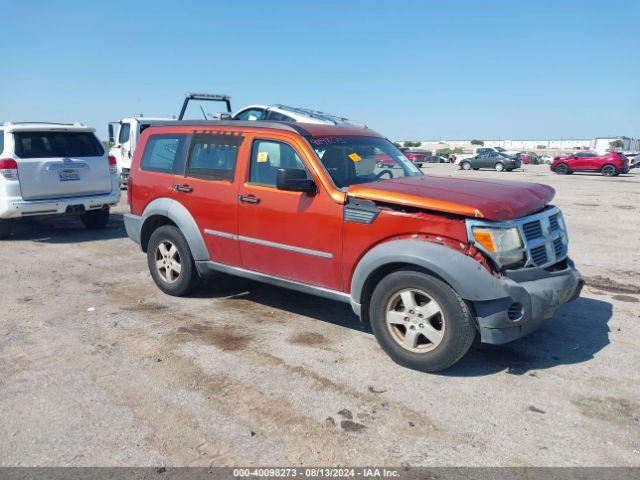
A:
[276,168,316,193]
[219,113,232,120]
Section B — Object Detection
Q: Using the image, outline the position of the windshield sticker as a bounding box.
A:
[309,136,347,146]
[257,151,269,163]
[348,152,362,162]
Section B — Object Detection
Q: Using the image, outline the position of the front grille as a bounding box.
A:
[467,206,569,270]
[553,237,564,257]
[530,245,548,265]
[522,221,543,240]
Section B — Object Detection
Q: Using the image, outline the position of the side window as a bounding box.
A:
[249,140,306,187]
[119,123,131,144]
[186,132,244,181]
[141,134,188,173]
[267,111,295,122]
[0,130,4,154]
[235,108,265,121]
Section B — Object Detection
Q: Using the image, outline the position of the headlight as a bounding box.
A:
[471,226,525,267]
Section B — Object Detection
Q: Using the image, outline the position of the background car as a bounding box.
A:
[550,150,630,176]
[399,147,427,167]
[459,151,521,172]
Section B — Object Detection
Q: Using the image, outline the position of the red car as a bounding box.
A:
[551,151,630,176]
[377,148,426,167]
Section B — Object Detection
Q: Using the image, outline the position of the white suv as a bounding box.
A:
[0,122,121,239]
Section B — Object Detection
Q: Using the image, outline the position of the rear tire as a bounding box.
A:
[601,164,616,176]
[80,208,110,229]
[460,161,471,170]
[0,219,12,239]
[147,225,200,296]
[495,162,505,172]
[369,270,476,372]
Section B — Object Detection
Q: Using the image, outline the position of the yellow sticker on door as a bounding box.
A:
[257,151,269,163]
[348,152,362,162]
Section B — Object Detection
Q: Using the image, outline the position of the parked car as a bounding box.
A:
[454,146,512,165]
[550,150,630,176]
[123,119,582,372]
[376,148,425,168]
[0,122,120,239]
[624,152,639,169]
[513,151,541,165]
[399,148,427,167]
[459,151,521,172]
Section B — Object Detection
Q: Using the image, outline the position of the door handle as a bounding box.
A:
[238,194,260,204]
[173,184,193,193]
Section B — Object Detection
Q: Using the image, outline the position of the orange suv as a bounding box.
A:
[124,120,583,372]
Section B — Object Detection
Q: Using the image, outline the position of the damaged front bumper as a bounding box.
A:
[472,259,583,344]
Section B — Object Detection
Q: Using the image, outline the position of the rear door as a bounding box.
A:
[13,130,111,200]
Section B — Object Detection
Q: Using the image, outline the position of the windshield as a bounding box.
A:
[308,136,422,189]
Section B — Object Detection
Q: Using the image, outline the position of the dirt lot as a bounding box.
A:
[1,164,639,467]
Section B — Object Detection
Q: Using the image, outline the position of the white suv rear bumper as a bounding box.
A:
[0,191,121,219]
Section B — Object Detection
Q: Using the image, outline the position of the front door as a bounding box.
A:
[237,136,343,291]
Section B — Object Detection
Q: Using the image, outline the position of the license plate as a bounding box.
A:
[59,171,80,181]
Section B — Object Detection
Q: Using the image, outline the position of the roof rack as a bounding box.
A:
[272,104,352,125]
[178,93,232,120]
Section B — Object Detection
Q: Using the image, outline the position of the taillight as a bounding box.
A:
[108,155,117,174]
[0,159,19,180]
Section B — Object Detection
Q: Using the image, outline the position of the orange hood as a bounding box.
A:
[348,175,555,221]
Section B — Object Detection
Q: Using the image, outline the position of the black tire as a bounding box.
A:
[555,163,569,175]
[80,208,110,229]
[369,270,476,372]
[506,169,513,172]
[473,168,479,170]
[494,162,505,172]
[601,164,616,177]
[0,219,12,239]
[147,225,199,296]
[460,161,471,170]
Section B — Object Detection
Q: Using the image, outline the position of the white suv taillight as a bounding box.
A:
[0,159,18,180]
[108,155,117,174]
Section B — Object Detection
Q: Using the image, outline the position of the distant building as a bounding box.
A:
[401,136,639,153]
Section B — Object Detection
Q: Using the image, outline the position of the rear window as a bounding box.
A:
[186,132,244,181]
[141,134,188,174]
[14,131,104,158]
[0,130,4,154]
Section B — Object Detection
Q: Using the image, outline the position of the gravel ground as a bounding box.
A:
[1,164,638,467]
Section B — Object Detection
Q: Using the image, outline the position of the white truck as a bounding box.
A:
[108,93,233,186]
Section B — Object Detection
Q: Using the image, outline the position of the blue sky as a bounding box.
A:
[2,0,638,141]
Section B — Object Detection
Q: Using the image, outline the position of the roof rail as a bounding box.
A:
[144,119,311,136]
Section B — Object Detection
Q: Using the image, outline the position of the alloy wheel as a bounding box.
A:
[155,240,182,284]
[385,288,445,353]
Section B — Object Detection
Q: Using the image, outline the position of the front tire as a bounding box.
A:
[147,225,200,296]
[0,219,12,239]
[80,208,110,229]
[369,270,476,372]
[555,163,569,174]
[460,161,471,170]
